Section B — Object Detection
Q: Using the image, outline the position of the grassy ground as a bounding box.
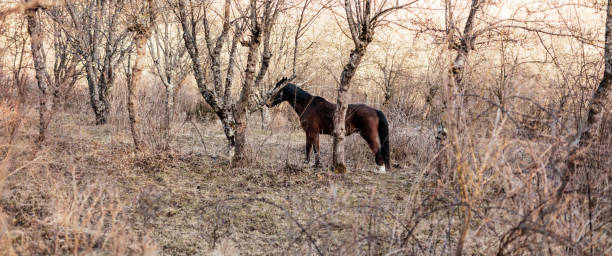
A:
[2,109,433,255]
[6,100,608,255]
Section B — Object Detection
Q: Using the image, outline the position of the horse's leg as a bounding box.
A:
[361,131,386,173]
[313,134,321,167]
[305,134,313,165]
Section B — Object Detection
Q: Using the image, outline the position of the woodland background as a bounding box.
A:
[0,0,610,255]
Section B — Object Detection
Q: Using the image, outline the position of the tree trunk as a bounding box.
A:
[26,6,52,144]
[448,3,481,256]
[233,0,262,167]
[333,46,366,173]
[547,0,612,236]
[177,0,235,150]
[584,0,612,142]
[449,0,480,97]
[384,82,393,105]
[127,31,150,150]
[332,0,380,172]
[163,82,175,145]
[86,63,112,125]
[260,107,270,129]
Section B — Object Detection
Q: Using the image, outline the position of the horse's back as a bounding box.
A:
[346,104,380,134]
[302,99,380,135]
[299,97,334,134]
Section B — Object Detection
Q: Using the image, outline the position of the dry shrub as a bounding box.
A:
[1,160,159,255]
[0,73,158,254]
[1,2,610,254]
[185,100,216,122]
[421,63,611,255]
[208,238,239,256]
[106,76,197,150]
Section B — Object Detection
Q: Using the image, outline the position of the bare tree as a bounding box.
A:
[447,0,482,94]
[124,0,156,151]
[43,7,83,112]
[254,0,330,127]
[176,0,241,155]
[47,15,81,111]
[61,0,132,125]
[233,0,282,167]
[583,1,612,142]
[332,0,410,172]
[445,3,483,254]
[23,2,89,144]
[373,44,407,105]
[25,2,52,144]
[148,4,190,146]
[416,0,600,132]
[550,0,612,230]
[176,0,282,165]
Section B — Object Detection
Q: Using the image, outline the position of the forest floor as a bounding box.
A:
[2,108,437,255]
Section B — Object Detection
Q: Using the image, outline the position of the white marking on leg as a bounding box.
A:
[374,165,386,174]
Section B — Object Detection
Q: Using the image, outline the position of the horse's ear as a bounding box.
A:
[275,77,288,88]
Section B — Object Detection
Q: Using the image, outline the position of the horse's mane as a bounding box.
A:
[283,83,312,103]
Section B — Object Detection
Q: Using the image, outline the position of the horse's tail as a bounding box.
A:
[376,110,390,169]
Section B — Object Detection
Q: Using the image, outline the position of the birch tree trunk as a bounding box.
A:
[148,6,190,148]
[233,0,276,167]
[26,5,52,144]
[449,0,480,92]
[127,30,151,150]
[584,0,612,142]
[164,83,175,142]
[126,0,155,151]
[333,46,367,172]
[86,65,113,125]
[176,0,280,163]
[177,0,236,152]
[332,0,409,172]
[332,0,374,172]
[233,34,261,166]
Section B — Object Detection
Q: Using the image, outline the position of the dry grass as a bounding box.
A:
[1,72,611,255]
[0,86,439,255]
[1,11,611,252]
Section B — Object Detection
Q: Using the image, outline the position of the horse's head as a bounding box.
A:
[265,77,290,107]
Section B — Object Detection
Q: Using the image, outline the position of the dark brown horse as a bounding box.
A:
[265,78,390,173]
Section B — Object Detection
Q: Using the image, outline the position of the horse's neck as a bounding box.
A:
[287,94,312,117]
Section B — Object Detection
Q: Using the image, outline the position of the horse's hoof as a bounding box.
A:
[373,165,386,174]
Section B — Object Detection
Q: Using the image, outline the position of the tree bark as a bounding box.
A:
[233,0,263,167]
[177,0,236,151]
[127,0,155,151]
[449,0,481,98]
[64,0,129,125]
[127,30,150,150]
[26,6,53,144]
[545,0,612,241]
[332,0,374,172]
[584,0,612,142]
[447,2,482,256]
[333,46,366,172]
[86,65,112,125]
[164,83,175,142]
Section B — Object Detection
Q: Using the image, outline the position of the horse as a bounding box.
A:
[265,78,390,173]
